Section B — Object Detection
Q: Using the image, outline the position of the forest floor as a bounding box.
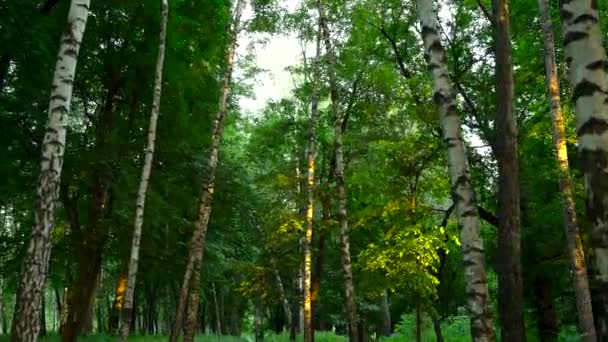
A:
[0,328,583,342]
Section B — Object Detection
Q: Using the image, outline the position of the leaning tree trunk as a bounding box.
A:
[169,1,245,342]
[302,20,322,342]
[538,0,596,338]
[415,0,495,340]
[559,0,608,338]
[318,2,359,341]
[10,1,90,341]
[119,0,169,340]
[490,0,526,340]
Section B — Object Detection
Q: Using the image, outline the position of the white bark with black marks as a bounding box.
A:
[169,1,245,341]
[415,0,495,340]
[11,1,90,341]
[119,0,169,340]
[559,0,608,338]
[317,2,359,341]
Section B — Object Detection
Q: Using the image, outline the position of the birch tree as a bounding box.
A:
[415,0,495,340]
[119,0,169,340]
[559,0,608,337]
[169,1,245,341]
[11,1,90,341]
[302,21,322,342]
[317,2,359,340]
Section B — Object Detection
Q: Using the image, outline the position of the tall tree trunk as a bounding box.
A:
[558,0,608,339]
[380,289,391,336]
[120,0,169,340]
[10,1,90,341]
[213,283,221,334]
[490,0,526,340]
[415,0,495,340]
[0,278,6,334]
[254,298,264,342]
[63,62,120,342]
[317,3,359,341]
[302,19,323,342]
[63,161,114,341]
[169,3,244,342]
[428,307,444,342]
[0,53,10,94]
[415,300,422,342]
[533,277,558,342]
[537,0,596,338]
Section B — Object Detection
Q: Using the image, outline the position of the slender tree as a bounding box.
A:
[559,0,608,337]
[302,21,323,342]
[317,2,360,341]
[10,1,91,341]
[537,0,596,338]
[414,0,495,340]
[254,223,293,339]
[119,0,169,340]
[169,1,245,341]
[490,0,526,340]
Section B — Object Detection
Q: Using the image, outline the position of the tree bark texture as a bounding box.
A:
[169,1,244,341]
[415,0,495,340]
[559,0,608,338]
[537,0,596,338]
[317,2,359,341]
[302,19,323,342]
[120,0,169,339]
[490,0,526,340]
[11,1,90,341]
[533,277,558,342]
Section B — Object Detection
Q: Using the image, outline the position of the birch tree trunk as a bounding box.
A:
[119,0,169,340]
[11,1,90,341]
[559,0,608,338]
[490,0,526,340]
[302,20,323,342]
[538,0,596,338]
[317,3,359,341]
[169,1,244,341]
[415,0,495,340]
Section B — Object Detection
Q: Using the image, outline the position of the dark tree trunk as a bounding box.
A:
[63,250,102,341]
[1,279,7,334]
[63,71,119,342]
[491,0,526,340]
[380,289,391,336]
[416,300,422,342]
[534,277,558,342]
[0,53,10,94]
[255,299,264,342]
[40,293,46,337]
[213,283,222,335]
[433,319,444,342]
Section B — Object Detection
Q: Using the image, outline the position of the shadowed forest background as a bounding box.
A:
[2,0,608,341]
